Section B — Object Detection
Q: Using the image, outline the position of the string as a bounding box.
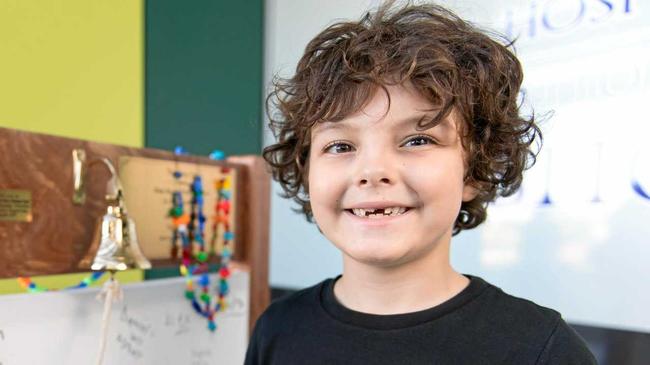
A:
[16,271,105,293]
[95,272,122,365]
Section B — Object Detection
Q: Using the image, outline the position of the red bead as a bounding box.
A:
[218,200,230,213]
[219,267,230,278]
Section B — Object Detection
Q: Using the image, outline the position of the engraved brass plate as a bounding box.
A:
[0,190,32,222]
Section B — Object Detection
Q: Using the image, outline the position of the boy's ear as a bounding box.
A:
[462,183,479,202]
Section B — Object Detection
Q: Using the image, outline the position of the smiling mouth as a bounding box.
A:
[345,207,412,218]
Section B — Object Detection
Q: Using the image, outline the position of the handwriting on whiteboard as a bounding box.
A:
[116,305,155,360]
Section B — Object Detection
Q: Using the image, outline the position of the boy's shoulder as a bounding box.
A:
[253,278,327,333]
[476,276,562,325]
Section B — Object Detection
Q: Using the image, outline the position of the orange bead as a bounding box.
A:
[175,214,190,225]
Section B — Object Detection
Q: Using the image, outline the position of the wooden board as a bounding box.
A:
[119,155,237,259]
[0,127,270,333]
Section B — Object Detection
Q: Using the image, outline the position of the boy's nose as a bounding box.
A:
[355,151,397,188]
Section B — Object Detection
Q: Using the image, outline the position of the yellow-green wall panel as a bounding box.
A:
[0,270,143,295]
[0,0,143,147]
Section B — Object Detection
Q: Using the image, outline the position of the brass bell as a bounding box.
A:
[79,157,151,271]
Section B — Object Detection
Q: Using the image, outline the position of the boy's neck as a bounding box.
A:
[333,242,469,315]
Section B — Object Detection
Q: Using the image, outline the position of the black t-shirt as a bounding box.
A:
[245,274,597,364]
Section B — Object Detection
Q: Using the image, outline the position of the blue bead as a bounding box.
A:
[191,300,202,313]
[220,280,229,294]
[28,283,36,289]
[209,150,225,161]
[199,274,210,286]
[173,171,182,179]
[219,191,231,199]
[174,146,187,155]
[223,232,234,240]
[208,321,217,331]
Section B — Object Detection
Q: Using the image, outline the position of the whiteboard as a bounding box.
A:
[0,271,249,365]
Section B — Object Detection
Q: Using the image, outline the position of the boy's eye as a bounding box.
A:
[403,135,436,147]
[324,142,354,154]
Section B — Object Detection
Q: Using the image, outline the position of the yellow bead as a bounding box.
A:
[222,178,231,190]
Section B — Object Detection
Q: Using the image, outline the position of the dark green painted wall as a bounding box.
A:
[146,0,263,156]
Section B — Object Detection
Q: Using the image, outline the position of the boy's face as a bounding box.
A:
[308,84,476,268]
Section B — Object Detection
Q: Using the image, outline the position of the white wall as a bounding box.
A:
[264,0,650,333]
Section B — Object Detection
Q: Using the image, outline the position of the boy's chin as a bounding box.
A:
[341,245,416,269]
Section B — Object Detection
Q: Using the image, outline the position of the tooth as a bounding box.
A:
[398,207,406,215]
[390,207,398,216]
[353,208,361,217]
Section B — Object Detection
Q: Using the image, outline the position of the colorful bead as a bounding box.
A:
[196,251,208,262]
[208,321,217,331]
[219,280,229,294]
[174,146,187,155]
[222,178,232,190]
[209,150,225,161]
[199,274,209,287]
[219,267,230,278]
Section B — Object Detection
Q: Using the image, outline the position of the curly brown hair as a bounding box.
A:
[263,1,542,235]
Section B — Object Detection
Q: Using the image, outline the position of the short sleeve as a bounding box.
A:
[535,318,598,364]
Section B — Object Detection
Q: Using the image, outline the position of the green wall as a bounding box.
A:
[145,0,264,156]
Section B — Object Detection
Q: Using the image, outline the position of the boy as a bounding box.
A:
[247,2,597,364]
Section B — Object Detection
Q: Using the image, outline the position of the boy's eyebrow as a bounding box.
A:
[312,113,451,136]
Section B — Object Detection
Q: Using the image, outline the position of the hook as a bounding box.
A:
[72,150,123,204]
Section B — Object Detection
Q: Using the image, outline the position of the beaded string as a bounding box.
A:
[209,150,232,322]
[189,176,207,262]
[213,169,233,317]
[184,175,214,327]
[169,147,190,259]
[180,167,233,331]
[167,148,233,331]
[16,271,105,293]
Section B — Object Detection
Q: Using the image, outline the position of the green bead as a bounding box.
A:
[185,290,195,299]
[200,293,210,302]
[196,251,208,262]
